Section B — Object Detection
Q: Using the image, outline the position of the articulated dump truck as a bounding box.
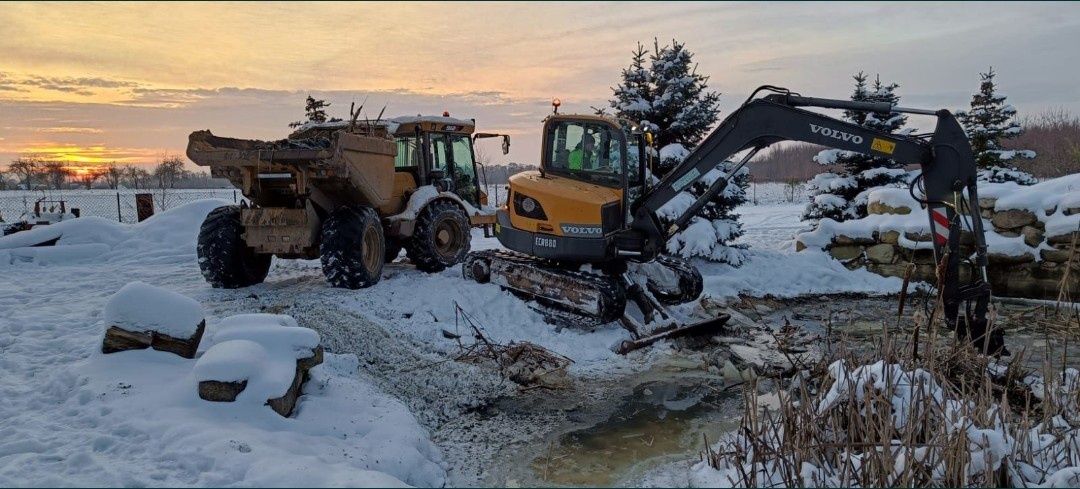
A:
[186,116,504,289]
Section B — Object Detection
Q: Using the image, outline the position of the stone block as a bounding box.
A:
[879,230,900,244]
[867,201,911,215]
[1048,232,1078,246]
[266,367,304,417]
[988,252,1035,265]
[1041,248,1074,263]
[866,244,896,264]
[1021,226,1044,248]
[102,326,151,354]
[198,380,248,402]
[904,231,932,242]
[150,320,205,359]
[833,234,876,246]
[828,245,863,261]
[991,209,1037,230]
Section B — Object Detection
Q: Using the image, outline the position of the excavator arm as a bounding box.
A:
[628,87,1000,354]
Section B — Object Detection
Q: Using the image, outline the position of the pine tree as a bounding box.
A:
[956,67,1037,185]
[608,38,747,265]
[803,73,911,223]
[289,95,334,128]
[609,43,653,125]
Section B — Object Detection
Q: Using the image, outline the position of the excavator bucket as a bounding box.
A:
[616,313,731,355]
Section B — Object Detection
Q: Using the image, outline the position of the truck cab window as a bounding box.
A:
[449,134,479,206]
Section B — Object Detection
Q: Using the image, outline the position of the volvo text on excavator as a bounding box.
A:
[464,86,1002,355]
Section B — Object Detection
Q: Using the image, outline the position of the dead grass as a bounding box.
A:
[702,272,1080,487]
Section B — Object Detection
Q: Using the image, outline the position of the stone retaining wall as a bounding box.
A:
[800,195,1078,300]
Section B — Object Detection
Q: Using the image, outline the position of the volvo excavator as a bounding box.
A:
[464,86,1002,355]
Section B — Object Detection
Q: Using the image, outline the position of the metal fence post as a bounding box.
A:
[233,189,238,203]
[116,192,122,222]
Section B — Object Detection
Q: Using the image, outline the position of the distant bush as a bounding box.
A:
[1007,108,1080,178]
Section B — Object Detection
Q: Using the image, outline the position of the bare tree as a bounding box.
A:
[41,161,72,189]
[103,162,123,189]
[0,167,9,190]
[72,167,107,189]
[120,165,150,189]
[153,155,185,190]
[7,156,42,189]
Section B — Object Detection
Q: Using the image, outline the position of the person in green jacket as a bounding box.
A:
[567,134,596,171]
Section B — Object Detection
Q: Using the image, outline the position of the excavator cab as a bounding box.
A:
[496,114,649,263]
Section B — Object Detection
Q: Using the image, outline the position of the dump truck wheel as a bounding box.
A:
[406,200,471,273]
[384,237,403,263]
[320,205,385,289]
[197,205,272,288]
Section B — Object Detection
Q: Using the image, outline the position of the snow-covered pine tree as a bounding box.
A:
[803,73,911,223]
[608,38,747,265]
[609,43,653,126]
[289,95,334,128]
[956,67,1037,185]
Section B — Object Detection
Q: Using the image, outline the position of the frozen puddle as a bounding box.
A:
[492,368,743,487]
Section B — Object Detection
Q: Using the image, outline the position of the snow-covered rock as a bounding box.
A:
[102,281,206,358]
[196,313,324,417]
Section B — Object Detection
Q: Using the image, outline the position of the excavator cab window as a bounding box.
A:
[545,120,625,188]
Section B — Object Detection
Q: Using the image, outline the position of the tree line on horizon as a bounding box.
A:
[0,155,220,191]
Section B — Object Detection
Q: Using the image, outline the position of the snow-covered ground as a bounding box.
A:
[0,197,910,486]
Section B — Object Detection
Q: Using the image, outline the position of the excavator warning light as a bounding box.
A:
[552,98,561,114]
[442,111,450,117]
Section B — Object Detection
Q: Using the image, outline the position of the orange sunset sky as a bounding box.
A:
[1,1,1079,171]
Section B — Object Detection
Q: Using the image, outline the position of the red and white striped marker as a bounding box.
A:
[930,206,950,245]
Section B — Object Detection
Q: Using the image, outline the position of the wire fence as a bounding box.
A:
[0,189,243,224]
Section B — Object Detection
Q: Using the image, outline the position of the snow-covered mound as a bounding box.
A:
[0,199,230,266]
[105,281,204,337]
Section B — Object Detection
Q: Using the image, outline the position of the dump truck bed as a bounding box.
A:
[186,130,335,167]
[187,128,399,212]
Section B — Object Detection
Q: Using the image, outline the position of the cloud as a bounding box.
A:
[34,126,104,134]
[0,73,142,97]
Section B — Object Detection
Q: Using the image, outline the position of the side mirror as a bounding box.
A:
[474,133,512,155]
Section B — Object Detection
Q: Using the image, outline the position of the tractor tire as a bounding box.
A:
[197,205,272,288]
[405,200,471,273]
[384,236,404,263]
[320,206,385,289]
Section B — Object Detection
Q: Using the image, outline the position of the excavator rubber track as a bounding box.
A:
[463,250,627,325]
